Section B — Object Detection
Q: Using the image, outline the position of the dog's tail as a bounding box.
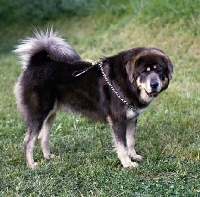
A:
[14,29,81,69]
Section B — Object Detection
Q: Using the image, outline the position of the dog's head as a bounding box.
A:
[125,48,173,102]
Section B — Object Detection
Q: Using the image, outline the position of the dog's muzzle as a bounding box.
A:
[146,81,159,97]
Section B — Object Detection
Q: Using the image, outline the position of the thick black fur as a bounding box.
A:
[14,31,173,168]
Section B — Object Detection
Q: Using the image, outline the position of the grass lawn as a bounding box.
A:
[0,1,200,196]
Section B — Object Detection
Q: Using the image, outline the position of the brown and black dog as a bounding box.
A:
[14,30,173,168]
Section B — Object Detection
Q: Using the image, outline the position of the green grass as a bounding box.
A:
[0,0,200,196]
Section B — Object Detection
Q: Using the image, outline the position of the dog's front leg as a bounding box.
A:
[126,118,143,161]
[112,119,138,168]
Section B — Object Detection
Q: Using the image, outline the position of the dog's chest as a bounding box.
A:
[126,107,148,119]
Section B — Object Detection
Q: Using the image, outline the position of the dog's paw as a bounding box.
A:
[123,161,139,168]
[44,154,55,160]
[131,154,143,161]
[27,162,38,168]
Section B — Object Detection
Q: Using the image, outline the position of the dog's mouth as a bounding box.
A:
[146,90,158,97]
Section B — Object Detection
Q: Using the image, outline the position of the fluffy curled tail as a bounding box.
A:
[14,29,81,69]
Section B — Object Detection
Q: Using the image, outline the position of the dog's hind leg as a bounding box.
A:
[24,111,56,168]
[126,118,143,161]
[38,113,56,160]
[24,123,42,168]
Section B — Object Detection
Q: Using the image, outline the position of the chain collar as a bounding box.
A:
[98,62,136,111]
[72,61,137,111]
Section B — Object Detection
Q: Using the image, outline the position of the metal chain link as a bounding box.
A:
[98,62,136,111]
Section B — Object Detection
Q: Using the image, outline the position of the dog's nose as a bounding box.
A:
[150,81,159,89]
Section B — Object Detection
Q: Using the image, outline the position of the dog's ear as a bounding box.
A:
[125,49,148,83]
[160,56,174,91]
[125,61,135,83]
[154,49,174,80]
[125,55,141,83]
[154,50,174,91]
[157,53,173,80]
[161,76,170,91]
[165,57,174,80]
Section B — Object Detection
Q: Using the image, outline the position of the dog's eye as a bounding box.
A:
[156,67,163,74]
[141,68,150,74]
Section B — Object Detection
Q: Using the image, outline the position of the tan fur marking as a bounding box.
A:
[162,76,168,88]
[115,141,138,168]
[24,134,38,168]
[136,78,154,103]
[107,116,113,126]
[38,113,56,159]
[126,120,143,161]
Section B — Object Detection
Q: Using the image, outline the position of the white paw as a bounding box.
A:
[131,154,143,161]
[123,161,139,168]
[27,162,38,168]
[44,154,55,159]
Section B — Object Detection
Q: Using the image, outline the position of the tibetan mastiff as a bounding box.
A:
[14,30,173,168]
